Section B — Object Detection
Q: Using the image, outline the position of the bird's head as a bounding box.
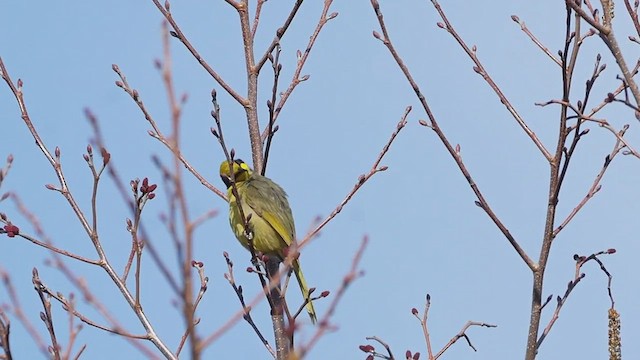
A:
[219,159,252,188]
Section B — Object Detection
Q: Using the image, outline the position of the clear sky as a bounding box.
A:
[1,1,639,359]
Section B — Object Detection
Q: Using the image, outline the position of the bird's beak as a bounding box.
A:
[220,174,233,188]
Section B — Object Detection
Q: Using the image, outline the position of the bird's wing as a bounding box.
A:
[244,176,296,247]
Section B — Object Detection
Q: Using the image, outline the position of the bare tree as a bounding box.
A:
[359,1,636,359]
[1,1,639,360]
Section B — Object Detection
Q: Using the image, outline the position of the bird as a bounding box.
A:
[219,159,317,324]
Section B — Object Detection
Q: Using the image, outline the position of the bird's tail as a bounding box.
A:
[292,259,317,324]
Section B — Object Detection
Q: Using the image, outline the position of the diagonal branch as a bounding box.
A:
[369,0,535,271]
[431,1,552,161]
[150,0,245,105]
[299,107,408,249]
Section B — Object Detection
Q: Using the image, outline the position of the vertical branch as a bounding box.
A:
[263,45,282,175]
[32,269,61,360]
[86,110,183,294]
[251,0,267,40]
[0,268,48,357]
[566,0,640,112]
[151,0,246,105]
[233,0,264,173]
[158,22,200,360]
[526,6,581,359]
[264,1,337,141]
[266,260,289,360]
[0,309,12,360]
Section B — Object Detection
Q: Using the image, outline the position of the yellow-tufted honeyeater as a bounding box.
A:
[219,159,317,324]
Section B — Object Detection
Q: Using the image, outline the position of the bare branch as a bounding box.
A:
[567,0,640,112]
[511,15,562,66]
[537,249,616,347]
[112,64,225,201]
[263,1,338,142]
[297,236,369,358]
[369,1,535,271]
[150,1,245,104]
[299,107,408,250]
[435,321,497,359]
[430,1,552,160]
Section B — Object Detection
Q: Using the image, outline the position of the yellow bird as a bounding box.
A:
[220,159,317,324]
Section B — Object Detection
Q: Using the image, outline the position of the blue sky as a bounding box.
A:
[1,1,639,359]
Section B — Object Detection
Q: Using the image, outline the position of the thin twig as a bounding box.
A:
[0,268,48,357]
[256,0,304,72]
[221,253,275,357]
[32,270,149,340]
[262,1,337,141]
[0,309,13,360]
[85,110,182,295]
[411,294,496,359]
[623,0,640,37]
[299,107,408,250]
[157,22,201,359]
[361,336,395,360]
[554,127,627,236]
[31,268,61,360]
[567,0,640,113]
[112,64,225,201]
[511,15,562,66]
[2,197,100,265]
[430,1,552,161]
[434,321,497,359]
[263,44,282,175]
[150,0,245,105]
[536,249,616,347]
[251,0,268,40]
[297,237,369,358]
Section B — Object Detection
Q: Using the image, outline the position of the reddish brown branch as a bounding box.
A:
[623,0,640,37]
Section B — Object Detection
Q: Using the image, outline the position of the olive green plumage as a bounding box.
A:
[219,159,317,324]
